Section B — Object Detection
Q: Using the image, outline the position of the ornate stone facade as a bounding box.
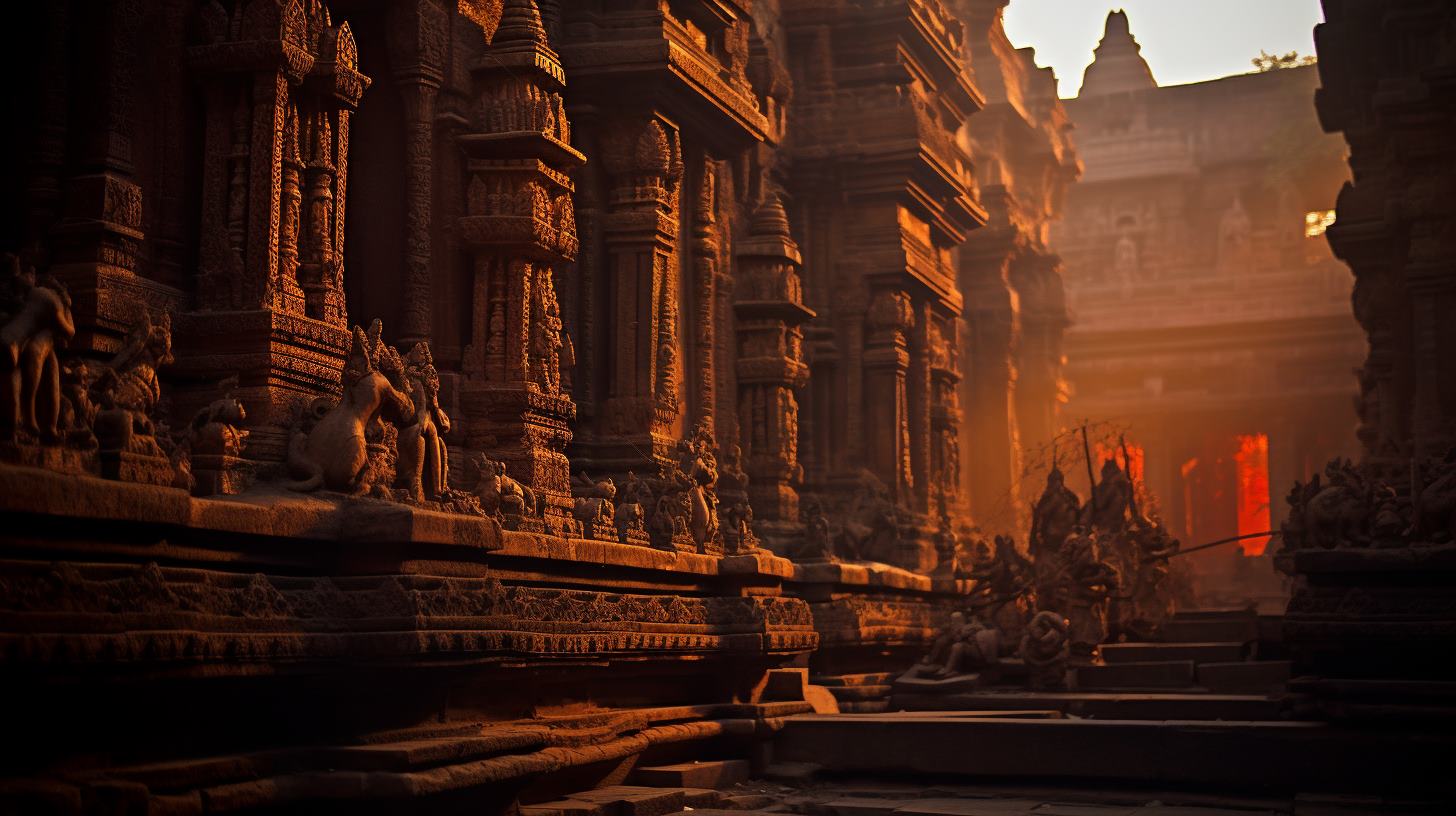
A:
[1277,0,1456,724]
[0,0,1118,809]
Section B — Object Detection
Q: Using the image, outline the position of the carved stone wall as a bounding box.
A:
[1276,0,1456,724]
[783,0,986,571]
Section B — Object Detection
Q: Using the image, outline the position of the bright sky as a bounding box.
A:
[1002,0,1325,98]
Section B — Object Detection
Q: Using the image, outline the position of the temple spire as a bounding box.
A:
[1077,9,1157,97]
[495,0,548,46]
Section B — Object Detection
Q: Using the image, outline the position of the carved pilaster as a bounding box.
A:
[386,0,448,347]
[177,0,369,465]
[570,114,685,475]
[734,196,815,555]
[457,0,580,533]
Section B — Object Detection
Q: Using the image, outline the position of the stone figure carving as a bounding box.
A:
[1124,517,1180,639]
[836,469,902,563]
[287,321,416,495]
[92,311,178,485]
[967,534,1035,654]
[572,471,617,538]
[912,610,1000,679]
[395,342,451,503]
[799,497,836,562]
[1,255,75,443]
[1021,610,1071,690]
[186,378,250,496]
[1031,466,1081,559]
[677,420,722,552]
[472,454,542,520]
[1062,530,1120,661]
[1283,459,1372,550]
[614,471,651,545]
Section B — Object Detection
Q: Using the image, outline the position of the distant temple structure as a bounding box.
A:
[1052,10,1363,599]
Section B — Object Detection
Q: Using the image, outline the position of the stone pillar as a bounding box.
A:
[49,0,172,355]
[177,1,369,465]
[864,289,915,503]
[1012,251,1070,458]
[457,0,580,533]
[572,114,685,475]
[386,0,448,347]
[959,227,1023,529]
[734,196,815,553]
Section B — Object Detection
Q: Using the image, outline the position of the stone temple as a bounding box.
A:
[0,1,1452,814]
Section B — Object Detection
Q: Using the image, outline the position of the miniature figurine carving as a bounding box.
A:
[287,321,415,494]
[395,342,451,503]
[472,454,542,520]
[1021,610,1071,691]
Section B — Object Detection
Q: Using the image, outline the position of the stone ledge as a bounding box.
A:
[0,463,798,584]
[791,561,937,593]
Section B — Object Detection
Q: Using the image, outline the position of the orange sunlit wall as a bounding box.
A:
[1233,433,1271,556]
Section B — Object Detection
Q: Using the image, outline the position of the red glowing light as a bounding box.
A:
[1233,434,1271,556]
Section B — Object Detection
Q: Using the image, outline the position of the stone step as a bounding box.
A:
[1158,618,1258,644]
[827,683,894,702]
[889,691,1283,720]
[773,714,1456,794]
[632,760,750,790]
[1101,642,1247,665]
[840,699,892,713]
[1197,660,1291,693]
[815,672,898,687]
[527,786,687,816]
[1076,660,1195,689]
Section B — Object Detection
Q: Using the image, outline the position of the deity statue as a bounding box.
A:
[1031,465,1081,559]
[396,342,451,503]
[0,255,75,444]
[967,534,1035,654]
[287,320,416,495]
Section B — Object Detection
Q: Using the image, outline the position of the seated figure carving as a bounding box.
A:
[287,320,415,495]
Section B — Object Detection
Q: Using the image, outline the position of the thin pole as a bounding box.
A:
[1146,530,1281,563]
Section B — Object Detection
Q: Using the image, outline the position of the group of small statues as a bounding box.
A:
[1281,453,1456,552]
[1,254,202,489]
[0,253,743,553]
[909,455,1184,691]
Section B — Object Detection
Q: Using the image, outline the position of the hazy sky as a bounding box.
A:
[1002,0,1325,98]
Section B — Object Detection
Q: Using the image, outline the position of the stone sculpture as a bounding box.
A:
[186,379,250,496]
[395,342,450,504]
[572,471,617,539]
[287,321,415,495]
[800,497,836,562]
[967,534,1035,654]
[1,255,75,445]
[1062,530,1120,661]
[912,610,1000,680]
[1021,610,1071,691]
[92,311,178,485]
[472,454,542,521]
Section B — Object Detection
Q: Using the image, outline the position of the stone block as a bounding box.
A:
[1076,660,1195,689]
[632,760,750,790]
[1197,661,1291,692]
[1101,642,1246,665]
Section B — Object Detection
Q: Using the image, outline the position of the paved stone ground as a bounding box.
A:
[523,770,1447,816]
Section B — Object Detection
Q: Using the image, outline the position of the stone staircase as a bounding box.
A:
[892,606,1293,720]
